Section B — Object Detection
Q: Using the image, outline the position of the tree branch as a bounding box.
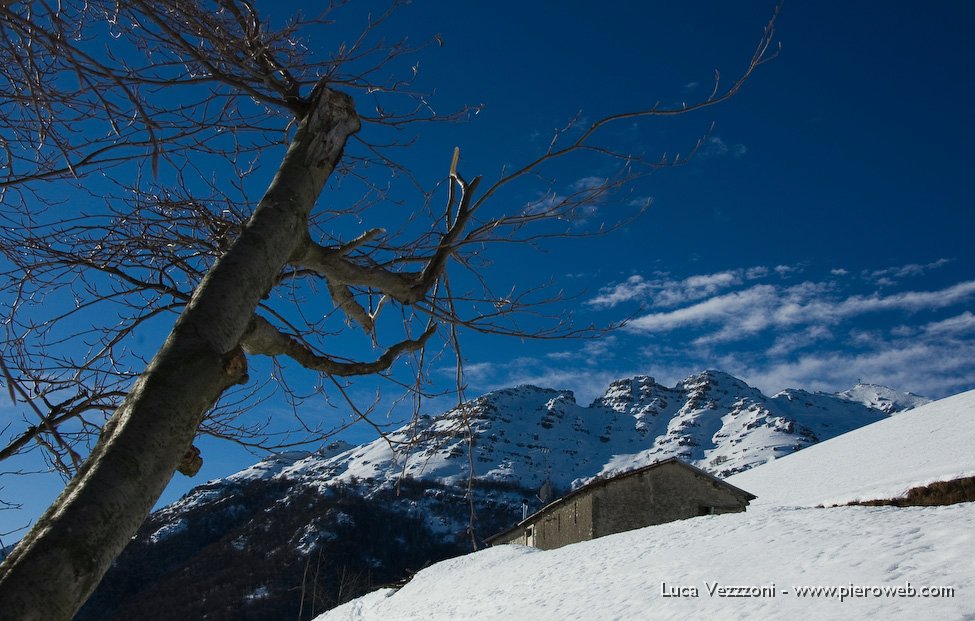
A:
[241,314,436,377]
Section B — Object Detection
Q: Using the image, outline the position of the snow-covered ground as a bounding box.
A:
[316,389,975,620]
[728,389,975,508]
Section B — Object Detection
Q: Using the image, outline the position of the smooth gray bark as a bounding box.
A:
[0,86,359,621]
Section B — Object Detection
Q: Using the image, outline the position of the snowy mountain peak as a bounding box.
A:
[835,382,931,414]
[680,368,745,387]
[468,384,578,417]
[591,375,662,411]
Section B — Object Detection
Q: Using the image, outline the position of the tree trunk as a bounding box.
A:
[0,86,359,621]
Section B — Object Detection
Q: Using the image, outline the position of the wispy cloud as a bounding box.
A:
[523,192,567,215]
[450,353,640,406]
[522,175,612,222]
[459,311,975,405]
[921,311,975,336]
[765,325,833,357]
[586,275,653,309]
[717,322,975,399]
[625,279,975,344]
[604,264,975,397]
[626,284,783,341]
[864,258,951,285]
[570,176,607,192]
[654,271,743,307]
[587,267,772,310]
[700,136,747,159]
[467,265,975,405]
[545,336,618,365]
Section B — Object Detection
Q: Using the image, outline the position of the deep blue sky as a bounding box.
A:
[381,0,975,400]
[2,1,974,536]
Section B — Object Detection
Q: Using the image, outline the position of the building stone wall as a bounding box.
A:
[488,494,594,549]
[591,461,750,539]
[531,494,594,550]
[487,459,754,550]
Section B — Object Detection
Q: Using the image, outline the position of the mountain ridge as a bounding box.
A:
[229,370,927,494]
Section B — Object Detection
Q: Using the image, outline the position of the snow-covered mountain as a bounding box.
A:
[317,388,975,621]
[76,372,927,621]
[835,382,930,414]
[231,370,919,497]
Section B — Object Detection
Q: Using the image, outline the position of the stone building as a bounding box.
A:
[486,458,756,550]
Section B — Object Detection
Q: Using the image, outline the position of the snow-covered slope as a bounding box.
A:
[317,389,975,621]
[727,389,975,507]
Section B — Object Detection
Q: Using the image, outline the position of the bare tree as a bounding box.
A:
[0,1,778,618]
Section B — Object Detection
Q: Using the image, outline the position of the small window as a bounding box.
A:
[698,505,715,516]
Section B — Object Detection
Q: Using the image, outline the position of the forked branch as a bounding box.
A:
[241,315,437,376]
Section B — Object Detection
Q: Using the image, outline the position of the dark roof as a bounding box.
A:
[485,457,756,544]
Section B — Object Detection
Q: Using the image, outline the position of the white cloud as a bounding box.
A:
[582,335,617,360]
[703,136,728,157]
[745,266,769,279]
[835,280,975,315]
[458,361,498,384]
[456,355,643,406]
[921,311,975,336]
[700,136,747,159]
[720,335,975,399]
[890,325,916,338]
[625,279,975,344]
[523,175,613,221]
[480,322,975,403]
[497,266,975,403]
[523,192,567,215]
[460,307,975,408]
[625,283,790,339]
[627,196,654,209]
[630,283,975,399]
[865,258,952,284]
[652,271,743,307]
[587,267,773,310]
[544,336,619,365]
[587,275,651,309]
[765,325,833,357]
[570,176,607,192]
